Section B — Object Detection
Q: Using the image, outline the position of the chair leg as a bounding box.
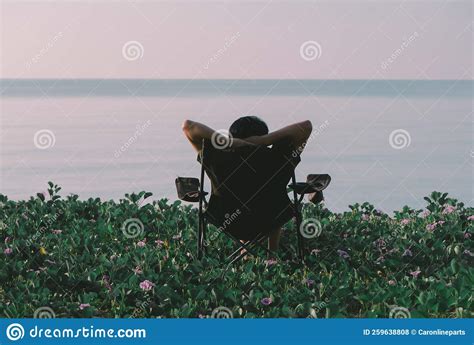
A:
[226,246,243,262]
[291,174,305,262]
[295,210,305,261]
[201,219,207,256]
[225,233,274,264]
[197,214,204,259]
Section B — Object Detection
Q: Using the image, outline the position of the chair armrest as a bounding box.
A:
[288,174,331,204]
[175,177,208,203]
[288,182,318,195]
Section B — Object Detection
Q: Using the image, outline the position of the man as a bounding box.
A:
[182,116,312,253]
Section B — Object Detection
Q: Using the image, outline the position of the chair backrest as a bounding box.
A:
[204,143,295,194]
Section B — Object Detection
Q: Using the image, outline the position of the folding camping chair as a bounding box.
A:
[175,140,331,265]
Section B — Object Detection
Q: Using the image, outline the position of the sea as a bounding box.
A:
[1,79,472,213]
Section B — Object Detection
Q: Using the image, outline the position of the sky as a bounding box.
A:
[1,0,472,80]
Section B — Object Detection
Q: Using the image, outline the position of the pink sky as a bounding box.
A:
[1,0,472,79]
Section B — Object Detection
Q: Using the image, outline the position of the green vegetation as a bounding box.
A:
[1,183,472,318]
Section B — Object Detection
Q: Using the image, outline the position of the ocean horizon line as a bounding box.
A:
[1,78,472,98]
[1,77,473,81]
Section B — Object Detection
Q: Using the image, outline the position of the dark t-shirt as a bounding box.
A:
[198,139,301,240]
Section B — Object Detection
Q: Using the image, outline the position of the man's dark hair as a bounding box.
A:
[229,116,269,139]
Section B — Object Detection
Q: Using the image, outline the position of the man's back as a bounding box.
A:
[200,140,300,240]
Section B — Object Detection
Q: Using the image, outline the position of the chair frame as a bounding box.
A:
[182,139,317,266]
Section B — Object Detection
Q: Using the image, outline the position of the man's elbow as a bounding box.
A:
[302,120,313,135]
[182,119,194,133]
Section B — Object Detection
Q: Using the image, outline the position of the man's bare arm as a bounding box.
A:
[182,120,215,151]
[182,119,255,152]
[245,120,313,149]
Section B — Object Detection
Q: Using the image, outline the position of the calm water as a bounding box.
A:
[1,79,472,212]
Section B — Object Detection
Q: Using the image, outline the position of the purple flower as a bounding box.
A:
[410,270,421,278]
[155,239,165,248]
[102,275,112,292]
[463,250,473,257]
[400,219,410,225]
[305,279,315,287]
[388,280,396,286]
[4,248,13,255]
[361,214,370,221]
[402,249,413,257]
[337,249,350,259]
[437,220,445,226]
[79,303,91,310]
[426,223,437,232]
[261,297,272,306]
[137,239,146,247]
[442,205,456,215]
[467,215,474,221]
[133,266,143,275]
[375,209,385,216]
[375,256,385,264]
[373,238,386,249]
[51,229,62,234]
[464,232,471,239]
[139,280,155,291]
[264,259,278,267]
[420,210,431,218]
